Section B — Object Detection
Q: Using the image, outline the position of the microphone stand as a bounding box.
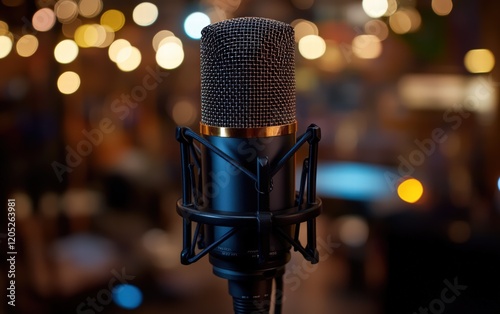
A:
[176,124,322,314]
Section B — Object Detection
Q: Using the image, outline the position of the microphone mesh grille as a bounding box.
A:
[200,17,295,128]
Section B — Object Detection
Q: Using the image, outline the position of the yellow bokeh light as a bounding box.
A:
[406,8,422,32]
[54,39,79,64]
[57,71,81,94]
[97,25,115,48]
[116,46,142,72]
[101,9,125,32]
[389,10,412,34]
[298,34,326,60]
[16,34,38,57]
[0,35,13,58]
[32,8,56,32]
[78,0,103,18]
[397,178,424,203]
[352,34,382,59]
[432,0,453,16]
[156,42,184,69]
[464,49,495,73]
[158,36,183,49]
[0,20,8,32]
[364,19,389,41]
[55,0,79,24]
[152,30,175,51]
[292,19,318,43]
[384,0,398,16]
[108,39,131,62]
[133,2,159,27]
[362,0,389,18]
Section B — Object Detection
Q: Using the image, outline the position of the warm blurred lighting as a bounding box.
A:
[352,34,382,59]
[158,35,183,49]
[16,34,38,57]
[156,42,184,69]
[54,39,79,64]
[74,24,112,48]
[319,41,345,72]
[0,35,13,58]
[152,30,175,51]
[171,100,197,125]
[298,34,326,60]
[62,18,81,38]
[112,284,143,310]
[292,19,318,43]
[74,24,90,47]
[397,178,424,203]
[0,20,8,32]
[57,71,81,94]
[389,9,412,34]
[32,8,56,32]
[384,0,397,16]
[291,0,314,10]
[338,215,369,248]
[78,0,103,18]
[116,46,142,72]
[406,7,422,32]
[364,19,389,41]
[464,49,495,73]
[133,2,158,27]
[448,221,471,244]
[101,9,125,32]
[108,39,131,62]
[2,0,24,6]
[184,12,211,40]
[362,0,389,18]
[11,191,33,220]
[432,0,453,16]
[98,25,115,48]
[55,0,79,24]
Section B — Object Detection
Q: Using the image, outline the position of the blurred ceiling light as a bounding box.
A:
[397,178,423,203]
[292,19,318,43]
[291,0,314,10]
[54,39,79,64]
[0,35,13,58]
[362,0,389,18]
[152,30,175,51]
[352,34,382,59]
[171,100,197,125]
[298,34,326,60]
[32,8,56,32]
[447,221,471,244]
[57,71,81,94]
[16,34,39,57]
[389,9,412,34]
[432,0,453,16]
[55,0,79,24]
[101,9,125,32]
[156,42,184,69]
[338,215,369,248]
[108,39,131,62]
[464,49,495,73]
[184,12,211,40]
[78,0,103,18]
[364,19,389,41]
[383,0,397,16]
[133,2,158,27]
[116,46,142,72]
[62,18,81,38]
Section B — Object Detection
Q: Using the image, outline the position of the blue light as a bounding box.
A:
[112,284,143,310]
[184,12,211,39]
[497,177,500,191]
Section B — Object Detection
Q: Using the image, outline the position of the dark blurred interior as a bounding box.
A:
[1,0,500,313]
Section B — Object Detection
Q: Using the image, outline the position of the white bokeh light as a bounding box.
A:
[184,12,211,39]
[156,42,184,69]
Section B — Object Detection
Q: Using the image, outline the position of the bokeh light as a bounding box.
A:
[32,8,56,32]
[464,49,495,73]
[78,0,103,18]
[389,9,412,34]
[152,30,175,51]
[352,34,382,59]
[156,42,184,69]
[448,221,471,244]
[384,0,398,16]
[292,19,318,43]
[55,0,78,24]
[54,39,79,64]
[112,284,143,310]
[101,9,125,32]
[57,71,81,94]
[364,19,389,41]
[291,0,314,10]
[397,178,424,203]
[298,34,326,60]
[62,18,81,38]
[171,100,197,125]
[16,34,38,57]
[184,12,211,40]
[116,46,142,72]
[319,41,345,73]
[133,2,158,27]
[497,177,500,191]
[362,0,389,18]
[338,215,370,248]
[0,35,13,58]
[432,0,453,16]
[108,39,131,62]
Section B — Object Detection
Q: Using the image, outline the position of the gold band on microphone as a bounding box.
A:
[200,122,297,138]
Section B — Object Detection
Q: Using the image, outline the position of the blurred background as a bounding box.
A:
[1,0,500,313]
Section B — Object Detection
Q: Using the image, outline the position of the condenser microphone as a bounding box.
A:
[176,17,322,314]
